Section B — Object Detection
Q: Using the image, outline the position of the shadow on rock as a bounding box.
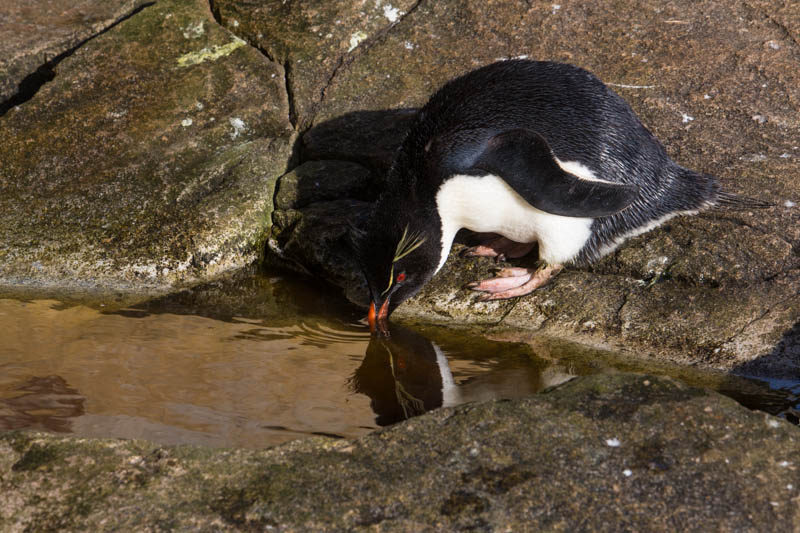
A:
[109,266,366,327]
[270,109,419,306]
[728,320,800,423]
[300,108,418,176]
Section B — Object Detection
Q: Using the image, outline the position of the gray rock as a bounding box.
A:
[2,373,799,531]
[212,0,420,130]
[0,0,295,291]
[272,197,371,306]
[0,0,150,105]
[302,108,419,174]
[274,160,373,210]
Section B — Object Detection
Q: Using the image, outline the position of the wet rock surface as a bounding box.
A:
[2,373,799,531]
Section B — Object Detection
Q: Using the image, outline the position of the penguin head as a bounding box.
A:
[353,214,441,334]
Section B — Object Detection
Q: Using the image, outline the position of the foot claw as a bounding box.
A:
[461,244,500,258]
[468,264,564,300]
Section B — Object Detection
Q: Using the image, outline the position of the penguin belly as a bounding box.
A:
[435,174,594,272]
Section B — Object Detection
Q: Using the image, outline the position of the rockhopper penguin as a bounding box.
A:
[352,60,767,333]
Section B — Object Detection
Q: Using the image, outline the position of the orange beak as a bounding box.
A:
[367,299,391,334]
[368,302,376,330]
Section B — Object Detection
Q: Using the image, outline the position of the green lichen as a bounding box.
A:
[177,37,247,67]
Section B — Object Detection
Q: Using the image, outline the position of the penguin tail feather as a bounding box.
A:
[714,191,774,210]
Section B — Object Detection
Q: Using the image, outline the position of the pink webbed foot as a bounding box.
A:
[467,264,563,301]
[462,235,536,262]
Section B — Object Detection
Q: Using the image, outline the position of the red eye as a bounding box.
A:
[396,273,406,283]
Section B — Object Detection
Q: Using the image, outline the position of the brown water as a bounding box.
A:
[1,270,797,448]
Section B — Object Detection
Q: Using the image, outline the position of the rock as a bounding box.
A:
[267,0,800,373]
[302,108,419,174]
[0,0,295,290]
[1,0,798,373]
[0,0,151,106]
[273,160,373,210]
[212,0,419,130]
[2,373,799,530]
[272,197,371,306]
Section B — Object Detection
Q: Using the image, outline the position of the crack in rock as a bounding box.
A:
[282,60,299,131]
[614,290,632,333]
[315,0,426,125]
[493,297,521,327]
[747,2,800,50]
[721,292,798,350]
[205,1,297,135]
[0,2,156,118]
[240,41,298,133]
[206,0,425,135]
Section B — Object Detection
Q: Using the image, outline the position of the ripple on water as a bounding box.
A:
[1,271,797,447]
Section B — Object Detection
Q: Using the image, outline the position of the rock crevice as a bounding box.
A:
[0,1,155,117]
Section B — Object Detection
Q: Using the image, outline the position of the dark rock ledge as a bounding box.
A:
[2,373,800,531]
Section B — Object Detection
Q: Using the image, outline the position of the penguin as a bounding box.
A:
[349,322,447,425]
[352,59,768,333]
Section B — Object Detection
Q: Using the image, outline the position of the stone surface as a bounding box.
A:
[1,0,798,371]
[268,0,800,374]
[302,108,419,174]
[0,0,295,290]
[272,197,371,306]
[0,0,150,105]
[2,373,799,531]
[273,159,373,210]
[212,0,420,130]
[3,3,799,527]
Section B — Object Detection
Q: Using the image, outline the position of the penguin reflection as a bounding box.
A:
[348,323,452,426]
[349,323,576,426]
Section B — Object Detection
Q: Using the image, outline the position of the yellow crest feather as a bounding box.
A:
[381,225,426,296]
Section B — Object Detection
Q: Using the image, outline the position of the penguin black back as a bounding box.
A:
[402,61,663,190]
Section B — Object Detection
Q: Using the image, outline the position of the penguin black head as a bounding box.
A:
[353,207,442,334]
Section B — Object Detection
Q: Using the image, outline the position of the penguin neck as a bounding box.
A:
[427,203,451,275]
[435,218,458,274]
[432,191,458,274]
[433,174,478,274]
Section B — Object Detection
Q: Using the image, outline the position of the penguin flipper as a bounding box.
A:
[470,129,638,218]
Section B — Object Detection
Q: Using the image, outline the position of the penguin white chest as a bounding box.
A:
[434,174,594,272]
